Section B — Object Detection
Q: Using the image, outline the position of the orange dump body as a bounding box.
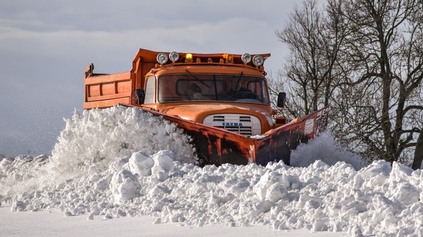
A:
[84,48,327,166]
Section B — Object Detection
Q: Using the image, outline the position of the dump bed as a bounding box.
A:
[83,49,159,109]
[83,67,132,109]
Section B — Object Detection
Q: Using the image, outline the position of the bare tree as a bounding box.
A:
[336,0,423,163]
[275,0,423,164]
[412,130,423,169]
[275,0,346,118]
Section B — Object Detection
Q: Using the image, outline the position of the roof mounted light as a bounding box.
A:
[185,53,193,63]
[156,53,168,65]
[241,53,252,64]
[252,55,264,67]
[169,51,179,63]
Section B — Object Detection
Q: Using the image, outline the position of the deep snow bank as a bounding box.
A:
[50,107,197,181]
[0,107,196,195]
[1,106,423,236]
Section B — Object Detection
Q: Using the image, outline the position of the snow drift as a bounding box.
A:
[1,106,423,236]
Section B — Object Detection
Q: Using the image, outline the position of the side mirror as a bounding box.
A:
[277,92,286,108]
[135,89,145,104]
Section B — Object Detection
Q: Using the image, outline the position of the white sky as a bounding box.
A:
[0,0,302,156]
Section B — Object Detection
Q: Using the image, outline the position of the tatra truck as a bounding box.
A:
[84,48,326,166]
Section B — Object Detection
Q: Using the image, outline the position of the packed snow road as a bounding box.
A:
[1,106,422,236]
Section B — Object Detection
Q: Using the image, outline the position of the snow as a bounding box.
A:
[1,106,422,236]
[0,208,342,237]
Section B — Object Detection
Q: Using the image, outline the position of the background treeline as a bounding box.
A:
[271,0,423,167]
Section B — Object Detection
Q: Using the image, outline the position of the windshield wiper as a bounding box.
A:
[234,71,244,93]
[185,69,210,88]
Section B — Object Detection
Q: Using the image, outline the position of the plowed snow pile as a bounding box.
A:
[1,106,422,236]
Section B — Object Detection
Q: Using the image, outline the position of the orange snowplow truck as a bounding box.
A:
[84,48,327,166]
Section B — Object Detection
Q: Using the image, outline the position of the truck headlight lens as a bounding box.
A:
[169,51,179,63]
[241,53,251,64]
[252,55,264,67]
[156,53,168,65]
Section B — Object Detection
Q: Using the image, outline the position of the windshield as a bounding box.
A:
[158,73,269,104]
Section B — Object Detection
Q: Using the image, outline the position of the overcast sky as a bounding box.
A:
[0,0,301,156]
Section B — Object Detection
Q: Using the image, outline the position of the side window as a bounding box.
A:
[144,77,155,104]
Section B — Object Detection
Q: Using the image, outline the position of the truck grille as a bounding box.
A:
[203,114,261,136]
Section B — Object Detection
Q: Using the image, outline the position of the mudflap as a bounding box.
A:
[121,104,328,166]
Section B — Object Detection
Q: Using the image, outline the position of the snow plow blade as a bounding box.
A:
[122,104,328,166]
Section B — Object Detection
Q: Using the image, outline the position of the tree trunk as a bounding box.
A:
[412,129,423,170]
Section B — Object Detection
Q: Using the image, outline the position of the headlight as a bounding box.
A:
[252,55,264,67]
[169,51,179,63]
[156,53,168,65]
[241,53,251,64]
